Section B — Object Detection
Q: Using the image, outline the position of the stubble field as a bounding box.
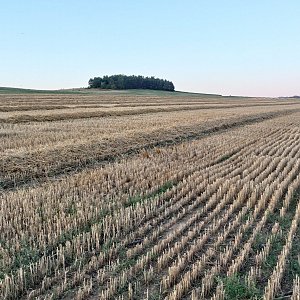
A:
[1,90,300,299]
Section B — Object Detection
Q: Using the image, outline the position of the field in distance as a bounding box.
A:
[0,89,300,299]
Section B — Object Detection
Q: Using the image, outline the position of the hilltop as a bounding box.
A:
[0,86,223,97]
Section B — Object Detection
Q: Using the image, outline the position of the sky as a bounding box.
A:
[0,1,299,97]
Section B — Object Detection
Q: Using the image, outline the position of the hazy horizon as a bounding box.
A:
[1,1,299,97]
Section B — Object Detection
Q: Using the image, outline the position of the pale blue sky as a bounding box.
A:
[0,1,299,96]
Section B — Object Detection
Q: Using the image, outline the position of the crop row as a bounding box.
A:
[1,113,300,298]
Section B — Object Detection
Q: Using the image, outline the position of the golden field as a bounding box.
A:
[1,90,300,299]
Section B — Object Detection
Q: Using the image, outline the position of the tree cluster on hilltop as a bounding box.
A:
[88,75,175,91]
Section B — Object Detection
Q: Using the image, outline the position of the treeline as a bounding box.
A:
[88,75,175,91]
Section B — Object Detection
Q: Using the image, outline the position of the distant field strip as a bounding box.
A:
[1,103,299,123]
[1,106,300,190]
[0,92,299,299]
[0,101,298,113]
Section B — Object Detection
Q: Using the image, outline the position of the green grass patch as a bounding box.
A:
[281,215,300,294]
[263,236,284,270]
[217,151,237,163]
[219,154,232,162]
[126,195,143,207]
[124,181,174,208]
[218,275,262,299]
[252,233,267,252]
[0,87,84,94]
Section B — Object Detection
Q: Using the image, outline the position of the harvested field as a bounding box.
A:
[0,90,300,299]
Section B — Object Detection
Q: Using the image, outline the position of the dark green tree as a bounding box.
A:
[88,75,175,91]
